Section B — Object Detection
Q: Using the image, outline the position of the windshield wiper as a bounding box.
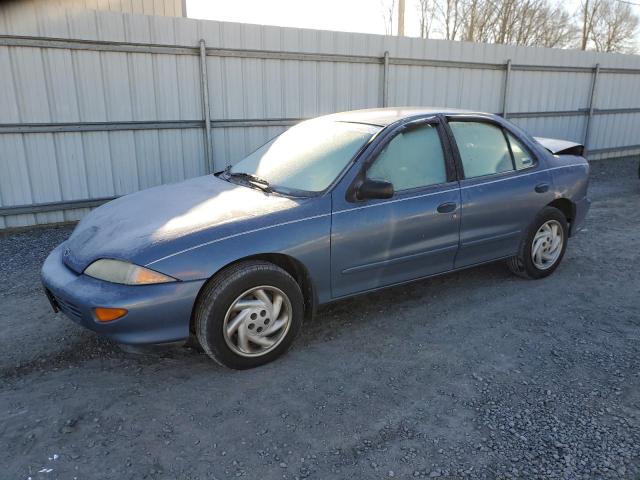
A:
[224,167,272,193]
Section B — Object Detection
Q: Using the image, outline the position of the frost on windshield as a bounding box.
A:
[231,120,379,193]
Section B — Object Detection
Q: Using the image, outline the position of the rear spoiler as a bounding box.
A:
[534,137,585,156]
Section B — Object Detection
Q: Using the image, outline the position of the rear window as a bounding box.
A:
[449,121,513,178]
[506,132,534,170]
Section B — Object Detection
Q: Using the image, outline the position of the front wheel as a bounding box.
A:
[507,206,568,279]
[194,261,304,369]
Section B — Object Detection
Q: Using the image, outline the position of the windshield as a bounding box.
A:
[228,120,380,194]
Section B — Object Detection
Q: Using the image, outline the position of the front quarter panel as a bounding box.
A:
[146,196,333,304]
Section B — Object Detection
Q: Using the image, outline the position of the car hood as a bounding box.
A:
[62,175,305,273]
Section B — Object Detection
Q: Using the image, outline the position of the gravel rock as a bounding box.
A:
[1,156,639,479]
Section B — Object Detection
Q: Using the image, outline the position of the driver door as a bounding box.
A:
[330,120,461,298]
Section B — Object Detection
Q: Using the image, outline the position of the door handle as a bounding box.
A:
[535,183,550,193]
[437,202,457,214]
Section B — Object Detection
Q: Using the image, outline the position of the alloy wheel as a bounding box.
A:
[222,286,293,357]
[531,219,564,270]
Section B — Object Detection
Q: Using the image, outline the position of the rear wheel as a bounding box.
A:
[507,206,568,279]
[195,260,304,369]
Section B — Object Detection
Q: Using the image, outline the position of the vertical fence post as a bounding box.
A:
[584,63,600,156]
[199,39,214,173]
[382,51,390,107]
[502,59,512,119]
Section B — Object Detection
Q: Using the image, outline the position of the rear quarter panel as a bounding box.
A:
[547,154,590,203]
[547,153,590,234]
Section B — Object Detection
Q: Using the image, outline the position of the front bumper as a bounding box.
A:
[570,196,591,236]
[41,244,205,345]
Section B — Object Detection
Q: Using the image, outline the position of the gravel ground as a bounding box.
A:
[1,157,639,480]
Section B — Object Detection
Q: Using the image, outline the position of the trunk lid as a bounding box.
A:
[534,137,585,156]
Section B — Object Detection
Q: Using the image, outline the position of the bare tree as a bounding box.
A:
[381,0,396,35]
[435,0,465,40]
[407,0,635,53]
[578,0,603,50]
[591,0,639,52]
[456,0,577,48]
[509,0,576,48]
[535,4,578,48]
[513,0,547,45]
[492,0,523,44]
[417,0,438,38]
[460,0,496,42]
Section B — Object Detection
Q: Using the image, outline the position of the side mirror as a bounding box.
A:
[356,178,394,200]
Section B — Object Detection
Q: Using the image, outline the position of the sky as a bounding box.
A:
[187,0,640,48]
[187,0,440,38]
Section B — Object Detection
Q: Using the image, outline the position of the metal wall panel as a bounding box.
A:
[1,0,184,20]
[589,112,640,151]
[1,7,639,228]
[509,70,593,112]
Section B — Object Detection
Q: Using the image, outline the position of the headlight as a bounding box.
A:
[84,259,176,285]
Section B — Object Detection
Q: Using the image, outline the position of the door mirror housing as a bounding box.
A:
[356,178,394,200]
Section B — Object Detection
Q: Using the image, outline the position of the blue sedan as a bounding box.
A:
[42,108,590,369]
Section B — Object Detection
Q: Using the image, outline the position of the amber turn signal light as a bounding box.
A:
[94,307,128,322]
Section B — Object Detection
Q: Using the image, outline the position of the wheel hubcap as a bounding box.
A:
[222,286,292,357]
[531,219,563,270]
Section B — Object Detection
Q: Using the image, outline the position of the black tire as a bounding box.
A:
[507,206,568,279]
[194,260,304,369]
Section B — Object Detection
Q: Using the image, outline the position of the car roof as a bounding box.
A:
[320,107,490,127]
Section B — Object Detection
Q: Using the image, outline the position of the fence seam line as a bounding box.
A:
[2,35,640,75]
[199,39,213,174]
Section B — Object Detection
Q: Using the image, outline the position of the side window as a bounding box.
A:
[506,132,534,170]
[449,121,514,179]
[367,124,447,191]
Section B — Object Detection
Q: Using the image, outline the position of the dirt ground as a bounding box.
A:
[1,157,639,480]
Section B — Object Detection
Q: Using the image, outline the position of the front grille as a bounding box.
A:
[51,291,83,320]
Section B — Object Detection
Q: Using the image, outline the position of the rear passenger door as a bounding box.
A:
[446,118,554,268]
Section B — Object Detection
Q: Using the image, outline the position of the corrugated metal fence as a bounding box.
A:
[1,6,640,228]
[3,0,185,18]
